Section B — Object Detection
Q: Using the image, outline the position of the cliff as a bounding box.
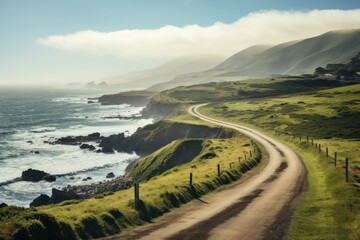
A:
[98,91,158,107]
[140,99,180,118]
[100,120,239,156]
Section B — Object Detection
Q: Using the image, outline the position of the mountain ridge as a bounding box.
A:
[102,54,225,89]
[149,29,360,91]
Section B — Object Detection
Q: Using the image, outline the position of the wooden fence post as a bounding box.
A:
[229,163,232,169]
[319,144,321,153]
[217,164,221,177]
[345,158,349,182]
[326,147,328,158]
[312,139,314,145]
[134,182,140,209]
[334,152,337,167]
[238,156,241,163]
[189,173,193,186]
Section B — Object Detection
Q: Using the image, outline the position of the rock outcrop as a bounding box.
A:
[52,132,102,145]
[80,143,96,151]
[21,169,56,182]
[100,120,239,156]
[106,172,115,178]
[30,194,51,207]
[98,91,156,107]
[0,202,8,208]
[141,100,180,118]
[29,176,133,207]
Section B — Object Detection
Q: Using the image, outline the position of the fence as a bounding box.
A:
[274,130,355,183]
[132,142,260,210]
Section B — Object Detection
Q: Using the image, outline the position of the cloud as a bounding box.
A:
[38,9,360,58]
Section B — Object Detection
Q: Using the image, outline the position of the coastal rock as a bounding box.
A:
[34,151,40,154]
[43,174,56,182]
[21,169,56,182]
[54,136,81,145]
[28,177,133,206]
[50,188,78,203]
[22,169,48,182]
[99,133,125,150]
[101,146,114,153]
[106,172,115,178]
[88,132,101,139]
[0,202,8,208]
[51,132,103,146]
[79,143,96,151]
[30,194,50,207]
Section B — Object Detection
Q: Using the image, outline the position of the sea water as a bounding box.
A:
[0,87,152,206]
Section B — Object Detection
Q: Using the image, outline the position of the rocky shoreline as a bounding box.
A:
[3,93,239,208]
[30,175,133,207]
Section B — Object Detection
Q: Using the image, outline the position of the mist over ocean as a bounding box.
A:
[0,88,152,206]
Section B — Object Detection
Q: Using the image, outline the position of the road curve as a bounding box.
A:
[110,104,306,240]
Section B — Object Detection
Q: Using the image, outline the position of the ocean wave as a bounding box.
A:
[0,130,16,136]
[0,153,24,161]
[51,97,87,104]
[0,158,135,187]
[0,177,22,187]
[29,127,57,133]
[57,160,133,177]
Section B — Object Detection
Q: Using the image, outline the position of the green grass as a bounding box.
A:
[129,139,205,181]
[285,142,360,240]
[0,136,261,239]
[200,84,360,172]
[197,84,360,239]
[152,77,357,104]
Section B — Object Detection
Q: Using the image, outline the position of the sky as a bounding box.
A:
[1,0,360,86]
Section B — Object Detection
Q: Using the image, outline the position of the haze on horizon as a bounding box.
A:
[1,0,360,87]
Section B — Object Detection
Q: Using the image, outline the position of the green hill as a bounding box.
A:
[150,29,360,90]
[129,139,205,181]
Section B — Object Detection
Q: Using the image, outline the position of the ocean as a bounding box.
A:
[0,87,152,207]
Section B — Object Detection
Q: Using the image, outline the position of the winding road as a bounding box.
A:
[110,104,307,240]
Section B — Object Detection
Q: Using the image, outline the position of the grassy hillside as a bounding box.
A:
[0,136,261,239]
[151,77,356,104]
[200,84,360,174]
[129,139,205,181]
[149,29,360,90]
[198,84,360,239]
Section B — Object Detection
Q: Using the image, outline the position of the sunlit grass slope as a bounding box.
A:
[198,84,360,239]
[0,136,261,240]
[152,77,356,104]
[200,84,360,173]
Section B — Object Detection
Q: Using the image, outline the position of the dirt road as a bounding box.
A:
[109,104,307,240]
